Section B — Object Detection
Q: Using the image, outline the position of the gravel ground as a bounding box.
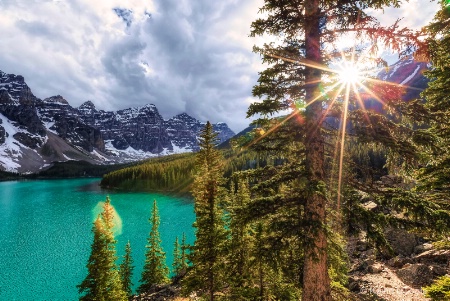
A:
[354,262,430,301]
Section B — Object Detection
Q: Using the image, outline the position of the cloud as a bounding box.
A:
[131,0,264,131]
[0,0,439,133]
[113,8,134,28]
[367,0,438,30]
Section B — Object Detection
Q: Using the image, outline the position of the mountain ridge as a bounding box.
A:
[0,69,235,173]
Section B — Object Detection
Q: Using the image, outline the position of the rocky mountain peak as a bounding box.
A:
[173,112,198,123]
[79,100,96,110]
[0,69,236,172]
[377,56,429,100]
[0,70,33,104]
[43,95,70,105]
[141,103,157,110]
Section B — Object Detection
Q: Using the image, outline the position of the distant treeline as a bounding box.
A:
[100,149,280,193]
[0,170,21,181]
[32,160,133,178]
[101,153,196,193]
[0,160,133,181]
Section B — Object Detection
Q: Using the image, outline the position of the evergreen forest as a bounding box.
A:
[78,1,450,300]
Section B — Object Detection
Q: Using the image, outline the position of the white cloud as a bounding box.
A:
[0,0,439,132]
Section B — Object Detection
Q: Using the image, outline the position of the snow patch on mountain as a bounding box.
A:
[400,65,422,85]
[170,142,193,154]
[0,68,236,172]
[0,113,23,171]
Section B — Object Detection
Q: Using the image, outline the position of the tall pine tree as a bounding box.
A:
[138,200,169,293]
[180,232,188,272]
[419,0,450,198]
[227,178,255,299]
[77,197,127,301]
[119,241,134,298]
[184,121,228,301]
[172,236,182,278]
[249,1,431,300]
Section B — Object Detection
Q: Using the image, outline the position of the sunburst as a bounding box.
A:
[264,50,381,210]
[235,47,410,212]
[332,53,367,211]
[336,60,362,85]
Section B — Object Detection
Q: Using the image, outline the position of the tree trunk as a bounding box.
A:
[302,0,331,300]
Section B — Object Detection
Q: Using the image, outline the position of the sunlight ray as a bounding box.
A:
[232,48,417,211]
[337,83,351,211]
[266,52,335,74]
[353,81,377,134]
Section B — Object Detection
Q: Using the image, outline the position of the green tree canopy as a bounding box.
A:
[119,241,134,298]
[138,199,169,294]
[248,1,443,300]
[183,121,229,301]
[77,197,127,301]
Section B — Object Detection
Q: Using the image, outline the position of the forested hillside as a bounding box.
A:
[101,153,196,193]
[100,145,278,193]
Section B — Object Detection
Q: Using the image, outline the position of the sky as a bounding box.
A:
[0,0,439,133]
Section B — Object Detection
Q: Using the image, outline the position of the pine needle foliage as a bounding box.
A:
[171,233,189,280]
[138,200,169,294]
[77,197,127,301]
[225,178,257,300]
[423,275,450,300]
[183,121,228,301]
[172,237,182,278]
[119,241,134,298]
[247,0,446,300]
[419,0,450,199]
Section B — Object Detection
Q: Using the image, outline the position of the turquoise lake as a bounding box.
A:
[0,178,195,300]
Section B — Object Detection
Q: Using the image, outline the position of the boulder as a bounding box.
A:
[387,255,413,269]
[414,243,433,254]
[368,263,383,273]
[396,263,434,287]
[416,249,450,265]
[385,228,418,256]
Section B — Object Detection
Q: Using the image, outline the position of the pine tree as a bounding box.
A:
[183,121,228,301]
[227,178,255,298]
[77,197,127,301]
[253,222,267,301]
[138,200,169,294]
[419,0,450,197]
[172,236,182,277]
[119,241,134,298]
[180,232,188,272]
[171,234,188,279]
[249,1,430,300]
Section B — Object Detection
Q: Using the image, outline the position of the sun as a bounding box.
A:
[337,61,361,85]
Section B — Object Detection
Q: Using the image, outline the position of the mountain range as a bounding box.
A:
[0,71,235,173]
[0,56,430,173]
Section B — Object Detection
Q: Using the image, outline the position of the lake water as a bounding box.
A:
[0,178,195,300]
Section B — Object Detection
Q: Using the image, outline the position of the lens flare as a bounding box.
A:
[240,47,412,214]
[92,201,123,236]
[337,61,361,85]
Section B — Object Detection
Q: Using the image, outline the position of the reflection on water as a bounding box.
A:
[76,178,104,192]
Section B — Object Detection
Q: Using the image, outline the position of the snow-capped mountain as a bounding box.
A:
[377,56,429,100]
[0,70,235,173]
[164,113,236,151]
[360,56,430,113]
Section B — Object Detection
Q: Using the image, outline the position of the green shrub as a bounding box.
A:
[423,276,450,300]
